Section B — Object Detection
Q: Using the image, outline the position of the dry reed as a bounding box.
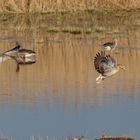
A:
[0,0,140,13]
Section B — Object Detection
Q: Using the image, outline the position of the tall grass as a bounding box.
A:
[0,0,140,13]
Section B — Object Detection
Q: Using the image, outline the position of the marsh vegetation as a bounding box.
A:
[0,0,140,13]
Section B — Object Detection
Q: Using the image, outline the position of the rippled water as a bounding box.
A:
[0,12,140,140]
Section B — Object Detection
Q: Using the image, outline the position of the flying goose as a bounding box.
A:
[94,51,125,84]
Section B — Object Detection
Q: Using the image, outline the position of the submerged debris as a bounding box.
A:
[95,135,134,140]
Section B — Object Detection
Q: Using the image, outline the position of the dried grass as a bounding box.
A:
[0,0,140,13]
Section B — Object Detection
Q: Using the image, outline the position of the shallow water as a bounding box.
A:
[0,13,140,140]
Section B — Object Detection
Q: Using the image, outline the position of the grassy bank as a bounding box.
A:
[0,0,140,13]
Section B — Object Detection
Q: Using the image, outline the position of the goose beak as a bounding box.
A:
[119,65,126,70]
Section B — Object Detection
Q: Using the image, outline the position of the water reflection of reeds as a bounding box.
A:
[0,11,140,33]
[0,13,139,106]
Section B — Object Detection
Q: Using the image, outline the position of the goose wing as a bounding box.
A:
[94,51,116,74]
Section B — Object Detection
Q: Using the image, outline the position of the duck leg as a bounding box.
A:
[96,74,105,84]
[16,63,20,72]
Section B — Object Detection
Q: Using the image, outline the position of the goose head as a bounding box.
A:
[117,64,126,70]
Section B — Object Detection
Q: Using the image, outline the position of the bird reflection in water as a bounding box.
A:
[7,55,36,72]
[94,51,125,84]
[3,42,36,72]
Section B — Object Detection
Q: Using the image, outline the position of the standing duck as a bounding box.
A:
[3,42,36,71]
[94,51,125,84]
[101,39,117,53]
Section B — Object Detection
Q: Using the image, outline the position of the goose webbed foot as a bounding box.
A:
[96,74,105,84]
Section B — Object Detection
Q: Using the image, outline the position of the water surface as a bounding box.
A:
[0,13,139,140]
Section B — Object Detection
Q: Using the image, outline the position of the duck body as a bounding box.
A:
[102,42,116,51]
[17,49,35,57]
[102,39,117,52]
[94,51,119,83]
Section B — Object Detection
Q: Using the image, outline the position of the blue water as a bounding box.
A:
[0,33,139,140]
[0,95,139,140]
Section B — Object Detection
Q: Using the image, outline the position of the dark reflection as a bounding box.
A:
[9,55,36,72]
